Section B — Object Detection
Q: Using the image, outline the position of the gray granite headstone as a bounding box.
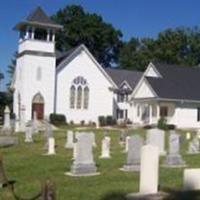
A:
[68,132,98,176]
[146,128,166,155]
[0,136,18,147]
[122,135,143,171]
[188,136,200,154]
[163,131,186,167]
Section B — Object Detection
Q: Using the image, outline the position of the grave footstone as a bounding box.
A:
[66,133,99,176]
[121,135,143,171]
[184,169,200,191]
[65,131,74,149]
[146,128,166,155]
[163,131,186,167]
[100,136,111,159]
[188,136,200,154]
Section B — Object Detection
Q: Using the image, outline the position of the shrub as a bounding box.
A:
[106,116,114,126]
[49,113,66,125]
[98,116,106,126]
[70,120,74,125]
[80,120,85,126]
[167,124,176,130]
[157,117,168,130]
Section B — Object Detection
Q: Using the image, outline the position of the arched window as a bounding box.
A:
[70,85,76,109]
[83,87,89,109]
[77,86,82,109]
[69,76,89,109]
[36,67,42,81]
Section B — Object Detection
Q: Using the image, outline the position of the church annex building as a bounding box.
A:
[12,7,200,129]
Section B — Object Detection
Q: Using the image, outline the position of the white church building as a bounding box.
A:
[12,7,200,129]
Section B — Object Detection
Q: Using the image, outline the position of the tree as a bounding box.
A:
[52,5,123,67]
[6,52,17,89]
[119,27,200,71]
[0,71,4,91]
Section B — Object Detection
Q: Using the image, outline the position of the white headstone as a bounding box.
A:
[184,169,200,191]
[100,136,111,159]
[65,130,74,148]
[47,137,56,155]
[2,106,11,134]
[32,111,39,134]
[24,126,33,143]
[140,145,159,195]
[73,143,77,160]
[125,136,130,152]
[146,128,166,155]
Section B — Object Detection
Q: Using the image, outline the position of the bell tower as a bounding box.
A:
[13,6,62,127]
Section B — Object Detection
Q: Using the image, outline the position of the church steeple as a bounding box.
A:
[14,6,62,42]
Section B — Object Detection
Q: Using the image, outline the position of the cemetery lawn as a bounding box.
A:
[0,128,197,200]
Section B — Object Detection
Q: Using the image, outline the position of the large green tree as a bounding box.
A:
[119,27,200,71]
[52,5,123,67]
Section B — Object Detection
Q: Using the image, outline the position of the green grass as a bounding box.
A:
[0,128,198,199]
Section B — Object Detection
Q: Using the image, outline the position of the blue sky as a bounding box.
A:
[1,0,200,90]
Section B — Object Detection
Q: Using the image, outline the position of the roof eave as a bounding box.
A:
[14,21,63,31]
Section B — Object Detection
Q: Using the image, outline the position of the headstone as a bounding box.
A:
[188,136,200,154]
[73,143,77,160]
[24,126,33,143]
[65,130,74,148]
[44,123,53,149]
[90,132,97,147]
[32,111,39,134]
[124,136,130,152]
[184,169,200,191]
[19,105,26,132]
[100,136,111,159]
[66,133,99,176]
[163,131,186,167]
[140,145,159,194]
[119,130,127,146]
[146,128,166,155]
[186,132,191,140]
[0,137,18,147]
[2,106,12,135]
[122,135,143,171]
[46,137,56,155]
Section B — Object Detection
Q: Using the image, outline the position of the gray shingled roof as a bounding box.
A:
[14,6,62,30]
[146,63,200,101]
[26,6,57,25]
[105,68,143,89]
